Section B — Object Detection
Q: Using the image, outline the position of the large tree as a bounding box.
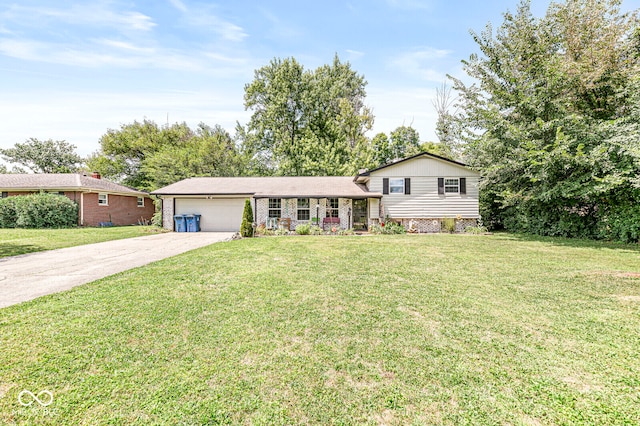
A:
[242,55,374,176]
[87,120,244,190]
[451,0,639,241]
[0,138,82,173]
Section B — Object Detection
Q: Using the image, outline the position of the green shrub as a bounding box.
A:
[295,223,310,235]
[310,225,324,235]
[152,198,163,227]
[275,227,289,236]
[370,222,405,235]
[442,218,456,233]
[240,199,254,237]
[0,192,78,228]
[465,225,488,234]
[0,196,19,228]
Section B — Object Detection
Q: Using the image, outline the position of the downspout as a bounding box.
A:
[253,197,257,223]
[80,192,84,225]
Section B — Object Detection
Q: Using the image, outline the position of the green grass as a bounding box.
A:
[1,234,639,424]
[0,226,163,258]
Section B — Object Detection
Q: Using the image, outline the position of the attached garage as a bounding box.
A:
[175,197,246,232]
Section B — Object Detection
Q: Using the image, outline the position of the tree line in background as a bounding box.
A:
[1,55,450,191]
[1,0,638,242]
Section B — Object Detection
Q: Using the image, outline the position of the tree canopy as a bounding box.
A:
[86,120,244,191]
[0,138,82,173]
[452,0,640,241]
[242,55,374,176]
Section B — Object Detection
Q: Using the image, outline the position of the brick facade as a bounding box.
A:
[82,192,154,226]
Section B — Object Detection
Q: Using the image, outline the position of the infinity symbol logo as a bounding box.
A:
[18,390,54,407]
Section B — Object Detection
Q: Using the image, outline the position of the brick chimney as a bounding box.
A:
[91,172,101,179]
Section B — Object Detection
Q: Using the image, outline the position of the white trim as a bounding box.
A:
[80,192,84,225]
[389,178,404,194]
[98,193,109,206]
[444,178,460,194]
[137,196,144,207]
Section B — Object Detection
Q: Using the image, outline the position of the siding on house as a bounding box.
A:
[369,156,480,219]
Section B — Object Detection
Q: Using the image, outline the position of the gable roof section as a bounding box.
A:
[0,174,148,196]
[355,151,476,178]
[152,176,381,198]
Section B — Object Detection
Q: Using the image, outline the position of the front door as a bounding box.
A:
[352,199,368,230]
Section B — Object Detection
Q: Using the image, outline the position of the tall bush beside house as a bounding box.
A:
[0,196,19,228]
[240,199,254,237]
[0,193,78,228]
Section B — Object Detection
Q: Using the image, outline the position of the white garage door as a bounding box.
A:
[175,198,246,232]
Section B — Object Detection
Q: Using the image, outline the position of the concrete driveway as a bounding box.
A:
[0,232,234,309]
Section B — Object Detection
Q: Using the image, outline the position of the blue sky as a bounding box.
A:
[0,0,638,156]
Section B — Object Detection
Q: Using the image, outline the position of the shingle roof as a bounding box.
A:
[0,174,148,195]
[151,176,381,198]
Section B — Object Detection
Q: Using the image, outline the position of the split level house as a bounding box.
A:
[0,172,155,226]
[152,152,481,233]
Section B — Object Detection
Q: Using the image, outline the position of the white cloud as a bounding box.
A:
[2,3,156,32]
[170,3,247,42]
[167,0,188,13]
[389,47,452,82]
[345,49,365,60]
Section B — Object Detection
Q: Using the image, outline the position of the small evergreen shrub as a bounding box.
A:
[0,192,78,228]
[240,199,254,237]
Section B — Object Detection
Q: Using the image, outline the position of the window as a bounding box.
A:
[98,193,108,206]
[389,178,404,194]
[297,198,310,221]
[1,192,7,198]
[444,178,459,193]
[268,198,281,218]
[326,198,339,218]
[137,197,144,207]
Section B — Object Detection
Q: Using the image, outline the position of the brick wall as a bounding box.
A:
[82,193,155,226]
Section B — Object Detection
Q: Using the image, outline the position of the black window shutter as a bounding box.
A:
[383,178,389,195]
[404,178,411,195]
[460,178,466,195]
[437,178,444,195]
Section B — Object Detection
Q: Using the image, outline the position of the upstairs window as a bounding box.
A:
[98,193,108,206]
[297,198,310,221]
[389,178,404,194]
[326,198,339,218]
[137,197,144,207]
[268,198,281,218]
[444,178,460,193]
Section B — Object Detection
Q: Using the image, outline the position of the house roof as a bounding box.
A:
[355,151,472,177]
[151,176,381,199]
[0,174,148,196]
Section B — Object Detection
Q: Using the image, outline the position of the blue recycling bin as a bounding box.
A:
[185,214,201,232]
[173,215,186,232]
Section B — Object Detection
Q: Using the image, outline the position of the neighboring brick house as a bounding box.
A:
[0,173,155,226]
[152,151,481,233]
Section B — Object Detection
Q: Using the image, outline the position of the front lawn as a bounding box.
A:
[0,226,162,258]
[1,234,639,424]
